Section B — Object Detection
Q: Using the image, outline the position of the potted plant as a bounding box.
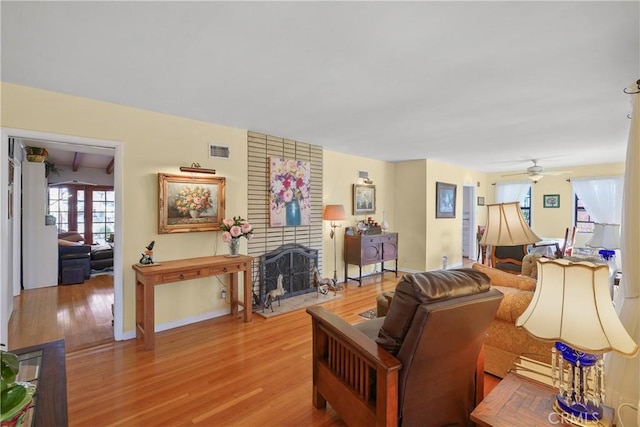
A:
[1,345,35,425]
[44,160,61,177]
[24,146,48,163]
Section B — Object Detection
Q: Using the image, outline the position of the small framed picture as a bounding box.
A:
[543,194,560,208]
[436,182,457,218]
[353,184,376,215]
[477,196,485,206]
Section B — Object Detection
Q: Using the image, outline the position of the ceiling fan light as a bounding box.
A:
[528,173,543,182]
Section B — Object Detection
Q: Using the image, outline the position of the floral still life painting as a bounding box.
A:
[269,157,311,227]
[158,173,226,234]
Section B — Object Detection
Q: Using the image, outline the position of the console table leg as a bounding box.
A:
[230,272,239,317]
[243,268,252,322]
[143,282,155,350]
[135,280,143,341]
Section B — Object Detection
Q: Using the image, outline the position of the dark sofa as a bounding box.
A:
[90,246,114,270]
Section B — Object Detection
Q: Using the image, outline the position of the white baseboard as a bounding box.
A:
[120,308,231,341]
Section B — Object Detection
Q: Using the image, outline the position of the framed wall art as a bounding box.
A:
[269,157,311,227]
[353,184,376,215]
[436,182,456,218]
[477,196,485,206]
[158,173,226,234]
[543,194,560,208]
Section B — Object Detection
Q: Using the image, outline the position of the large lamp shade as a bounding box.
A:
[516,258,638,356]
[479,202,541,246]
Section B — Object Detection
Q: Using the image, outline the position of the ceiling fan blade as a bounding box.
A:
[500,172,529,177]
[542,170,572,176]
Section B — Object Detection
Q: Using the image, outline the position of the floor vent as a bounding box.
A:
[209,144,230,159]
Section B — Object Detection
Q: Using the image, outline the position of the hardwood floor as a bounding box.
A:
[9,260,499,426]
[8,273,114,352]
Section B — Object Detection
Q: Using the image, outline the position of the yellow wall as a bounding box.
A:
[10,81,613,338]
[394,160,428,271]
[487,163,625,244]
[322,150,395,280]
[425,159,489,270]
[2,83,248,332]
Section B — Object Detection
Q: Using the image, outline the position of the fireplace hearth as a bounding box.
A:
[257,243,318,307]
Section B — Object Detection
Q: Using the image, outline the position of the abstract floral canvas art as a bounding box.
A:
[269,157,311,227]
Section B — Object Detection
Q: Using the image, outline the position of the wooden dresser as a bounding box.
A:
[344,232,398,286]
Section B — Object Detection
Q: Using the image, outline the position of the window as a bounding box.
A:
[520,187,531,225]
[495,182,532,225]
[49,185,114,244]
[575,195,595,233]
[91,190,115,243]
[48,187,71,234]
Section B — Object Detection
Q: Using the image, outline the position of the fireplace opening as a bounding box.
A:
[257,243,318,307]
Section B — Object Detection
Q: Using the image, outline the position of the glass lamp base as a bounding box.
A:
[552,342,605,426]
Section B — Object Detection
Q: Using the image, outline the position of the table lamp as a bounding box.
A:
[322,204,346,283]
[586,222,620,260]
[516,258,638,425]
[479,202,541,264]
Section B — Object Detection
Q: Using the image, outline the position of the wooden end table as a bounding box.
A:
[471,370,614,426]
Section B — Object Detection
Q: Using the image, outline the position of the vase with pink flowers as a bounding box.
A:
[220,216,253,257]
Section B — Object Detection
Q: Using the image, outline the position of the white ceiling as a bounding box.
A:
[2,1,638,173]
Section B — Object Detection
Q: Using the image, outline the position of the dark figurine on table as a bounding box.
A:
[139,240,155,265]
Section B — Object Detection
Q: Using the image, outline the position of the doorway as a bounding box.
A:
[1,128,123,347]
[462,185,477,261]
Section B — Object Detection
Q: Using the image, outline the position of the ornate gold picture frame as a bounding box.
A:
[158,173,226,234]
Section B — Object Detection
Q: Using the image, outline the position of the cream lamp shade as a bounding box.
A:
[586,223,621,249]
[322,204,346,221]
[479,202,541,246]
[516,258,638,356]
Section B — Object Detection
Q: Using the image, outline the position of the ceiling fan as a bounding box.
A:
[501,160,572,183]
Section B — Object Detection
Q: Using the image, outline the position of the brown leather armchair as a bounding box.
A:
[307,269,503,427]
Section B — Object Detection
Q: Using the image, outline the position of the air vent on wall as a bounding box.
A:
[209,144,230,159]
[358,170,369,180]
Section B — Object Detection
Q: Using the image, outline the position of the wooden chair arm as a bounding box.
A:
[306,305,401,368]
[307,305,402,427]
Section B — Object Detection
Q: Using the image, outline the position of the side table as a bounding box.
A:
[9,339,68,427]
[471,372,614,426]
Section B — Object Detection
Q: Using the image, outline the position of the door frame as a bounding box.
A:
[462,184,477,261]
[0,128,124,343]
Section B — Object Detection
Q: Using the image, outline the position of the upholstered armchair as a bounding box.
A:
[307,269,503,427]
[490,244,529,274]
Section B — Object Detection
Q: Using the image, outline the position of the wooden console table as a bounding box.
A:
[132,255,253,350]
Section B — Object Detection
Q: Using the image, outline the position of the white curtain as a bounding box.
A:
[572,176,624,224]
[495,182,530,204]
[605,82,639,427]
